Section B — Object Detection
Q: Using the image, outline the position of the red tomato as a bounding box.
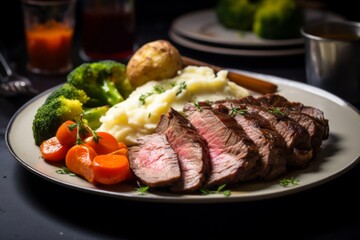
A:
[84,132,119,155]
[40,137,69,162]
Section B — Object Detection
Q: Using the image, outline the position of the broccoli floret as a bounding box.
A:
[45,83,90,104]
[253,0,303,39]
[67,60,133,107]
[32,96,84,146]
[82,105,110,130]
[216,0,261,31]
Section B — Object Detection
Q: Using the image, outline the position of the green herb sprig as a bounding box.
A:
[229,106,247,117]
[135,186,150,195]
[200,184,231,197]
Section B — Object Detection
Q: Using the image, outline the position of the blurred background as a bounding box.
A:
[0,0,358,75]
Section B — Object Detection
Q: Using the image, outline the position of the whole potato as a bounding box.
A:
[126,40,183,87]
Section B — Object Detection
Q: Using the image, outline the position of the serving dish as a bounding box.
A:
[171,8,345,48]
[6,70,360,203]
[169,30,304,57]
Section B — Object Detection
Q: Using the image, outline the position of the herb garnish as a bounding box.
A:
[229,106,247,117]
[279,177,299,187]
[135,186,150,195]
[153,85,165,94]
[268,107,285,117]
[176,81,187,96]
[194,102,202,112]
[139,92,153,105]
[200,184,231,197]
[56,166,76,176]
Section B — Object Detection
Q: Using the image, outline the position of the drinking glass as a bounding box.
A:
[80,0,136,62]
[22,0,77,75]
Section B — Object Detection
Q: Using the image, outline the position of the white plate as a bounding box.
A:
[171,8,345,48]
[6,72,360,203]
[169,30,305,57]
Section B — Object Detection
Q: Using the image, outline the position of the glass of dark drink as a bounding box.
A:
[80,0,135,62]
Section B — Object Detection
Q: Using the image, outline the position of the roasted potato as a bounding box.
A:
[126,40,183,87]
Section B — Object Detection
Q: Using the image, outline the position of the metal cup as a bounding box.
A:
[301,21,360,103]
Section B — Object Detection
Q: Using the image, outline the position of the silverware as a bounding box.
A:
[0,51,38,97]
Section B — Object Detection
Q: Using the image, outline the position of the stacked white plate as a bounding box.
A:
[169,8,344,57]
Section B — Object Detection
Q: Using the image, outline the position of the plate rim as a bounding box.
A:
[171,8,345,48]
[169,30,304,57]
[5,72,360,203]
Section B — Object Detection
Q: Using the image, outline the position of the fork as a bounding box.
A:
[0,51,38,97]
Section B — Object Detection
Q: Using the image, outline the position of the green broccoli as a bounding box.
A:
[253,0,303,39]
[32,96,84,146]
[66,60,133,107]
[82,105,110,130]
[216,0,261,31]
[45,83,89,104]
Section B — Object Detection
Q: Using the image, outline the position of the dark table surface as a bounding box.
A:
[2,7,360,240]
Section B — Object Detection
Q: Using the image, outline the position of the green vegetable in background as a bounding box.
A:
[215,0,303,39]
[253,0,303,39]
[216,0,261,31]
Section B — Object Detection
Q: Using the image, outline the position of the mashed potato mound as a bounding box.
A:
[98,66,249,146]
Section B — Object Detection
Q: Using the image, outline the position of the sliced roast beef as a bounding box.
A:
[184,103,259,187]
[156,108,210,193]
[227,96,313,167]
[256,94,329,140]
[128,133,181,187]
[245,104,313,168]
[212,102,287,180]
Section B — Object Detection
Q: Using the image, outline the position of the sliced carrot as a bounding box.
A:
[65,145,97,183]
[92,154,131,185]
[108,142,128,156]
[56,120,77,147]
[40,136,69,162]
[109,148,128,156]
[84,131,119,155]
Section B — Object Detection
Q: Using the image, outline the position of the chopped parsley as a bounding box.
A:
[56,166,76,176]
[279,177,299,187]
[176,81,187,96]
[139,92,153,105]
[194,102,202,112]
[153,85,165,94]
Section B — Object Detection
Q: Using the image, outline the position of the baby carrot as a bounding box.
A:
[92,154,131,185]
[65,144,97,183]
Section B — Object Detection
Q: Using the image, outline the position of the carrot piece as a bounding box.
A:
[56,120,77,147]
[84,131,119,155]
[40,136,69,162]
[109,142,128,156]
[65,145,97,183]
[92,154,131,185]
